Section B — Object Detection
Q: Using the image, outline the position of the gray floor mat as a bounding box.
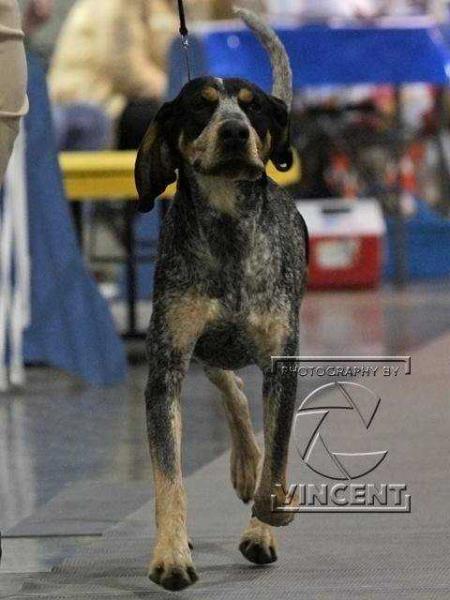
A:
[2,334,450,598]
[5,482,153,538]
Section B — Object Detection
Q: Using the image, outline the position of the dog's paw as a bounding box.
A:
[239,517,277,565]
[231,442,261,503]
[148,544,198,591]
[149,563,198,591]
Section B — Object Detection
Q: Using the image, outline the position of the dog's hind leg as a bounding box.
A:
[205,368,277,564]
[204,367,261,503]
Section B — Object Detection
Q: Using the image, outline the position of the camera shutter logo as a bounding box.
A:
[294,382,387,480]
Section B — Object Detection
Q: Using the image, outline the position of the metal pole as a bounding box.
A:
[392,86,408,287]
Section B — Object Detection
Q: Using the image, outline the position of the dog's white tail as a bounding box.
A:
[235,7,293,109]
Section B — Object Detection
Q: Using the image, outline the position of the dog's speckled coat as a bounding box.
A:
[134,9,308,592]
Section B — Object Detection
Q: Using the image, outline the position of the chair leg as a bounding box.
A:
[71,200,83,247]
[124,204,137,336]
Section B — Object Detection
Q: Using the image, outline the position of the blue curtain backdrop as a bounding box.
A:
[21,53,127,385]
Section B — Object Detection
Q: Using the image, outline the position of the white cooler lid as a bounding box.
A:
[296,198,386,237]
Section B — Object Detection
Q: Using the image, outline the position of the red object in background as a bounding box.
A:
[307,235,383,288]
[327,153,359,199]
[297,199,386,289]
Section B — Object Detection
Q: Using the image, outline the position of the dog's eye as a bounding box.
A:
[246,98,262,113]
[193,94,218,113]
[192,98,209,113]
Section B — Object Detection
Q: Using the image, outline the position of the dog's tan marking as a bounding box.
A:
[178,132,201,163]
[178,126,226,173]
[205,368,261,502]
[167,292,221,351]
[247,310,290,360]
[197,174,238,216]
[238,88,255,104]
[201,85,220,103]
[256,130,272,162]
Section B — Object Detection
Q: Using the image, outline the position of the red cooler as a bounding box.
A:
[297,199,386,289]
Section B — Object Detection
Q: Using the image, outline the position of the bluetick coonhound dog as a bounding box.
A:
[135,8,308,591]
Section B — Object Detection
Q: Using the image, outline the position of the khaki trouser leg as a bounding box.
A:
[0,117,19,185]
[0,0,28,184]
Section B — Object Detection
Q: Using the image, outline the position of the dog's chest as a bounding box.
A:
[199,214,279,309]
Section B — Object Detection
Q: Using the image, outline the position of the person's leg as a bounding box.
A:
[0,0,28,184]
[52,103,112,151]
[0,117,19,183]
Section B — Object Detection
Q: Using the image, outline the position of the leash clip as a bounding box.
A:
[177,0,192,81]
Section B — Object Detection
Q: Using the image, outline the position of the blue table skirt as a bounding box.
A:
[22,53,127,385]
[384,199,450,280]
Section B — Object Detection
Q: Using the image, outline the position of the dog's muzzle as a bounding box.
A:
[194,119,264,179]
[219,120,250,153]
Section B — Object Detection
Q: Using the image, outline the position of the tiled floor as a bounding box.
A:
[1,281,449,589]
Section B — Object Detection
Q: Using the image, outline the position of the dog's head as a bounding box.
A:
[135,76,292,212]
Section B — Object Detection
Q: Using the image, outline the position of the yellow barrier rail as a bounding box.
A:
[59,150,301,201]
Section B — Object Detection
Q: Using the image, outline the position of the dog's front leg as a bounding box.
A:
[146,295,220,591]
[254,334,299,528]
[145,329,195,591]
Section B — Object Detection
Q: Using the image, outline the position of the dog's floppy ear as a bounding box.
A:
[135,102,178,213]
[268,95,293,172]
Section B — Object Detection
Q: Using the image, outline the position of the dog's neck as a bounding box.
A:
[178,165,267,220]
[196,175,239,217]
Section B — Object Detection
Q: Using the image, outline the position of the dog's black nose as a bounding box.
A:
[219,121,250,148]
